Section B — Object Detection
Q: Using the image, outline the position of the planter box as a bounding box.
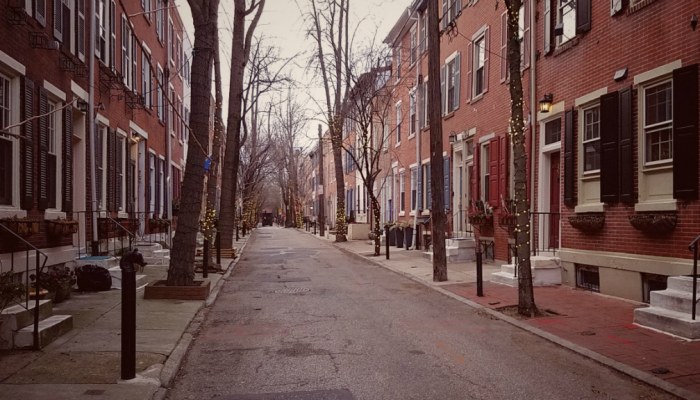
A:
[404,227,414,249]
[569,214,605,232]
[629,214,677,235]
[0,219,39,237]
[144,280,211,300]
[46,220,79,236]
[468,216,493,226]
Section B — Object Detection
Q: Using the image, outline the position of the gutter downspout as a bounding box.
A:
[165,8,172,219]
[529,0,537,252]
[410,8,420,250]
[89,0,98,255]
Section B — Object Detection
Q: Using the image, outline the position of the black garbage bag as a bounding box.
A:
[74,265,112,292]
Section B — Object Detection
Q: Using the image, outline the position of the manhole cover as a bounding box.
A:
[275,287,310,294]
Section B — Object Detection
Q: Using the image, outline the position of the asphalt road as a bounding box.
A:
[167,227,675,400]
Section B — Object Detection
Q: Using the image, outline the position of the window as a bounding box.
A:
[473,36,485,97]
[96,126,105,208]
[466,139,474,157]
[156,0,164,42]
[395,102,401,144]
[410,25,417,65]
[142,0,151,21]
[168,20,174,64]
[443,0,460,28]
[545,117,562,145]
[395,48,401,80]
[481,143,490,202]
[382,117,389,151]
[109,0,116,69]
[158,158,164,214]
[518,6,525,67]
[117,136,124,210]
[0,75,11,206]
[582,107,600,171]
[121,14,132,88]
[410,167,417,211]
[409,90,416,136]
[445,55,460,113]
[643,80,673,164]
[576,265,600,292]
[156,67,163,120]
[141,50,150,107]
[47,101,59,209]
[76,0,86,60]
[95,0,107,61]
[557,0,576,45]
[400,171,405,211]
[148,153,155,213]
[420,13,428,54]
[54,0,72,44]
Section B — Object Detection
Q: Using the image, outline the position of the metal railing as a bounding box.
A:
[689,234,700,320]
[529,211,561,256]
[450,206,475,239]
[0,223,48,351]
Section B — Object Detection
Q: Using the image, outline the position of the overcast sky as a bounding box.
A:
[175,0,409,146]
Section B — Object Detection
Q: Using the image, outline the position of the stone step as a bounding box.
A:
[501,264,515,275]
[634,306,700,340]
[143,256,170,266]
[446,238,476,248]
[153,249,170,258]
[650,289,700,315]
[74,256,119,270]
[107,267,147,289]
[422,252,432,261]
[14,314,73,349]
[1,300,54,349]
[491,271,518,287]
[133,243,163,257]
[667,276,700,293]
[530,256,561,269]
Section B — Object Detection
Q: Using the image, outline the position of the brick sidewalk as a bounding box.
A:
[442,281,700,394]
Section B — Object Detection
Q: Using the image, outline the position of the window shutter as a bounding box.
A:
[500,11,507,83]
[619,86,634,204]
[427,164,432,210]
[127,152,134,214]
[21,78,35,211]
[523,0,530,69]
[442,0,448,30]
[611,0,622,16]
[417,166,423,211]
[466,42,473,103]
[116,137,123,210]
[673,63,699,200]
[107,128,115,212]
[161,158,168,217]
[95,124,102,207]
[35,0,46,26]
[110,0,116,69]
[77,0,85,60]
[440,65,446,116]
[472,147,480,204]
[576,0,591,34]
[543,0,551,55]
[444,157,450,212]
[454,52,461,109]
[155,157,161,215]
[489,137,499,206]
[54,0,63,42]
[499,135,508,202]
[483,27,490,93]
[564,109,575,207]
[600,91,620,203]
[38,88,49,211]
[62,105,73,212]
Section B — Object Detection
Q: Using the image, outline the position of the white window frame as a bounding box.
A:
[121,14,132,89]
[447,58,457,113]
[395,47,402,81]
[116,131,127,214]
[46,99,63,214]
[472,33,486,100]
[556,0,576,46]
[642,79,673,166]
[148,150,156,214]
[409,88,416,137]
[581,105,601,174]
[158,155,165,215]
[399,170,405,214]
[420,13,428,54]
[382,117,389,151]
[395,101,402,145]
[409,25,417,66]
[0,70,22,216]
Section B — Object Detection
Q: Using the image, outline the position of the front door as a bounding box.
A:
[549,152,561,250]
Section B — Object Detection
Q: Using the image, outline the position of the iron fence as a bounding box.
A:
[529,211,561,256]
[689,234,700,320]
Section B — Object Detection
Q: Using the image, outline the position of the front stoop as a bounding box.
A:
[422,238,477,263]
[1,300,53,349]
[490,256,562,287]
[74,256,119,270]
[107,267,147,289]
[14,315,74,348]
[634,276,700,339]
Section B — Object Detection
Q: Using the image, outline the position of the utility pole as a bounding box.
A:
[318,124,325,236]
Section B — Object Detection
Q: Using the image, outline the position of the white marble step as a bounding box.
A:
[153,249,170,258]
[634,306,700,340]
[491,271,518,287]
[74,256,119,269]
[667,276,700,293]
[1,300,54,349]
[14,314,73,349]
[650,289,700,315]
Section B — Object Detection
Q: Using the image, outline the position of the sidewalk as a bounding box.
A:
[0,236,249,400]
[303,230,700,400]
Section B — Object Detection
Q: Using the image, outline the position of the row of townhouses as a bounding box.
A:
[0,0,217,277]
[308,0,700,315]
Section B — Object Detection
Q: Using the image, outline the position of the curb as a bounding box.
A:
[153,237,251,398]
[323,238,699,400]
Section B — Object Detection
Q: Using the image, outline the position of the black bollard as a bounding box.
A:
[476,251,484,297]
[385,227,390,260]
[242,223,246,237]
[314,221,317,235]
[216,231,221,265]
[120,249,146,380]
[203,238,209,278]
[236,223,239,242]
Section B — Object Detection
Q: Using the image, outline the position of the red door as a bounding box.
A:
[549,153,561,250]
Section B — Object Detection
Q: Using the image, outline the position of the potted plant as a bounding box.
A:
[30,266,76,304]
[629,214,678,235]
[468,200,493,226]
[498,198,517,228]
[396,221,408,248]
[0,271,26,311]
[46,218,79,236]
[0,216,39,237]
[404,218,415,250]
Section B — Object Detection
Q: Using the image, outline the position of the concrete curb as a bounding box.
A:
[324,239,699,400]
[154,237,251,398]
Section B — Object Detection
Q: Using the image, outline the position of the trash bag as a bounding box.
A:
[74,265,112,292]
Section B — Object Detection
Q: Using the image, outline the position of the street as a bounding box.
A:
[167,228,675,400]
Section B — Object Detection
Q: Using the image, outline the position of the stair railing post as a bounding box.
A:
[33,251,40,351]
[693,244,698,321]
[203,238,209,279]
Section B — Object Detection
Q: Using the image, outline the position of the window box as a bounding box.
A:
[468,215,493,227]
[46,219,79,236]
[498,214,517,228]
[628,213,677,235]
[0,217,39,237]
[568,214,605,233]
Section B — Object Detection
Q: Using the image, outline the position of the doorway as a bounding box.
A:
[548,152,561,250]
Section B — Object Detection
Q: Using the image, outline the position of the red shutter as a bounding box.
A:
[21,77,35,211]
[500,12,507,83]
[489,137,499,206]
[466,42,473,103]
[499,135,508,203]
[38,88,49,211]
[523,0,531,69]
[62,105,73,212]
[483,27,490,93]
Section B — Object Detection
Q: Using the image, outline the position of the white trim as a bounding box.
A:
[391,161,399,168]
[444,50,459,64]
[398,167,405,173]
[71,80,88,101]
[478,132,495,143]
[44,210,67,220]
[116,127,128,137]
[421,157,430,165]
[409,162,418,168]
[95,113,110,126]
[442,151,447,157]
[142,41,151,54]
[0,50,25,76]
[467,127,476,137]
[574,203,605,213]
[44,81,66,101]
[575,87,607,107]
[633,60,682,85]
[130,120,148,139]
[634,200,678,212]
[0,209,27,219]
[537,101,565,122]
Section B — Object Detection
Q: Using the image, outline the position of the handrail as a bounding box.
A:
[688,233,700,251]
[107,217,136,238]
[690,234,699,321]
[0,222,49,350]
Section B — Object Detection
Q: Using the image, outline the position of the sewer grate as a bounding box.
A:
[275,287,310,294]
[83,390,106,395]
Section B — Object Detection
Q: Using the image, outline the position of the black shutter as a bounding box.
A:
[576,0,591,34]
[600,91,620,203]
[126,142,133,214]
[38,88,49,211]
[564,108,575,207]
[619,86,634,204]
[155,156,160,215]
[673,64,699,200]
[107,128,114,212]
[21,77,35,210]
[95,124,102,208]
[116,136,122,211]
[62,105,73,211]
[161,159,168,218]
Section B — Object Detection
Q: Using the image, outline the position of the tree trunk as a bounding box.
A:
[370,194,381,256]
[167,1,218,286]
[318,125,325,236]
[427,0,447,282]
[331,116,347,241]
[506,0,537,316]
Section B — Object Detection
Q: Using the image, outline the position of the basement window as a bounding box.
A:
[576,265,600,292]
[642,274,667,304]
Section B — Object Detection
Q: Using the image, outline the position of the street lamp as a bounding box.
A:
[539,93,554,113]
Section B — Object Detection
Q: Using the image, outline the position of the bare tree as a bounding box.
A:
[505,0,537,316]
[167,0,220,286]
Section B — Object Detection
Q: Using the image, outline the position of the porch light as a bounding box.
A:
[449,134,457,144]
[132,132,142,143]
[539,93,554,113]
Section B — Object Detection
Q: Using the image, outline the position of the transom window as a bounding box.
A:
[557,0,576,45]
[644,80,673,164]
[545,117,561,145]
[474,37,485,97]
[582,106,600,172]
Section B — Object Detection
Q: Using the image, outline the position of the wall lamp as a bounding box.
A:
[449,134,457,144]
[76,99,89,113]
[539,93,554,113]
